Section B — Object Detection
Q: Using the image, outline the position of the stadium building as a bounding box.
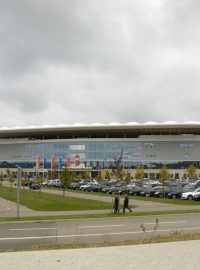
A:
[1,122,200,179]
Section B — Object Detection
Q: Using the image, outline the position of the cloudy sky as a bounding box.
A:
[0,0,200,127]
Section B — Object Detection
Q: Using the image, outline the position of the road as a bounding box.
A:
[1,213,200,250]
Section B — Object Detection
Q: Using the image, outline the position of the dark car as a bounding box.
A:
[29,183,40,190]
[86,184,101,192]
[110,186,126,195]
[154,188,172,198]
[168,186,195,199]
[140,186,163,197]
[194,193,200,201]
[70,182,79,190]
[167,190,183,199]
[101,185,113,193]
[128,186,143,196]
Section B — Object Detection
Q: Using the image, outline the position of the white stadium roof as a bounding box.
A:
[1,122,200,139]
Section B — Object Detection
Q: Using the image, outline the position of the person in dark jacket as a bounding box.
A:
[113,194,120,213]
[123,194,132,213]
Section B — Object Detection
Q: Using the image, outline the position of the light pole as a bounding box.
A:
[17,166,21,218]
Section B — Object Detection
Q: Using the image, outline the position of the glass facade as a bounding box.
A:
[0,136,200,169]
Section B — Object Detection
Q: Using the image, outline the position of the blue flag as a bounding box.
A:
[59,155,63,169]
[43,155,47,168]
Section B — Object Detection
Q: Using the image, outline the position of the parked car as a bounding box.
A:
[70,182,79,190]
[128,186,143,196]
[79,183,92,191]
[101,185,113,193]
[86,184,102,192]
[181,187,200,200]
[168,186,195,199]
[111,186,126,195]
[195,180,200,188]
[140,186,163,197]
[29,183,40,190]
[50,179,62,187]
[154,188,172,198]
[193,193,200,201]
[41,180,52,187]
[167,189,183,199]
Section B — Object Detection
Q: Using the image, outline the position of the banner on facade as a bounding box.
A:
[66,154,70,167]
[35,155,40,169]
[51,155,56,169]
[59,155,63,168]
[43,155,47,168]
[75,154,80,167]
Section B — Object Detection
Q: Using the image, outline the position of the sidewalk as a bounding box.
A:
[1,240,199,270]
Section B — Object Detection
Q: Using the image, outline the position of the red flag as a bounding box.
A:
[66,155,71,168]
[75,155,80,167]
[51,155,56,168]
[35,155,40,169]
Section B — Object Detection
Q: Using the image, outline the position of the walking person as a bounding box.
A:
[123,194,132,213]
[113,194,120,213]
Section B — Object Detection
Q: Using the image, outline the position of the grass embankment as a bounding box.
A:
[2,232,200,253]
[0,186,111,211]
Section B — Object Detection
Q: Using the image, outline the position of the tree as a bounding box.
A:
[124,170,131,185]
[52,169,58,179]
[21,174,28,189]
[149,172,155,180]
[96,171,102,182]
[8,176,15,191]
[160,165,169,197]
[82,168,90,180]
[186,164,197,180]
[0,173,3,187]
[101,170,106,180]
[100,169,111,180]
[60,168,72,199]
[160,165,169,185]
[117,168,126,180]
[70,170,76,181]
[6,168,11,179]
[76,173,82,182]
[6,168,15,190]
[47,170,52,179]
[104,169,111,180]
[35,176,43,197]
[124,170,131,194]
[135,165,144,180]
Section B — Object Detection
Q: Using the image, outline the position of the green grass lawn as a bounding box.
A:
[0,186,112,211]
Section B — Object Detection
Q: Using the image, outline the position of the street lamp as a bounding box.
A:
[16,166,21,218]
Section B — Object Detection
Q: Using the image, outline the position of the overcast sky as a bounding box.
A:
[1,0,200,127]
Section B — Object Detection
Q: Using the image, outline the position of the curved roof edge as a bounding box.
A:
[1,121,200,131]
[1,122,200,140]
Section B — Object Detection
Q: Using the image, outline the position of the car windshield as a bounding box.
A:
[182,185,195,191]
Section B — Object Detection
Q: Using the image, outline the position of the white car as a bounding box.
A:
[181,187,200,200]
[41,180,52,187]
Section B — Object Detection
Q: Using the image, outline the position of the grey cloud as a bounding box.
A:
[0,0,200,126]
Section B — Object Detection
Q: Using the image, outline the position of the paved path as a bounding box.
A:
[1,240,200,269]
